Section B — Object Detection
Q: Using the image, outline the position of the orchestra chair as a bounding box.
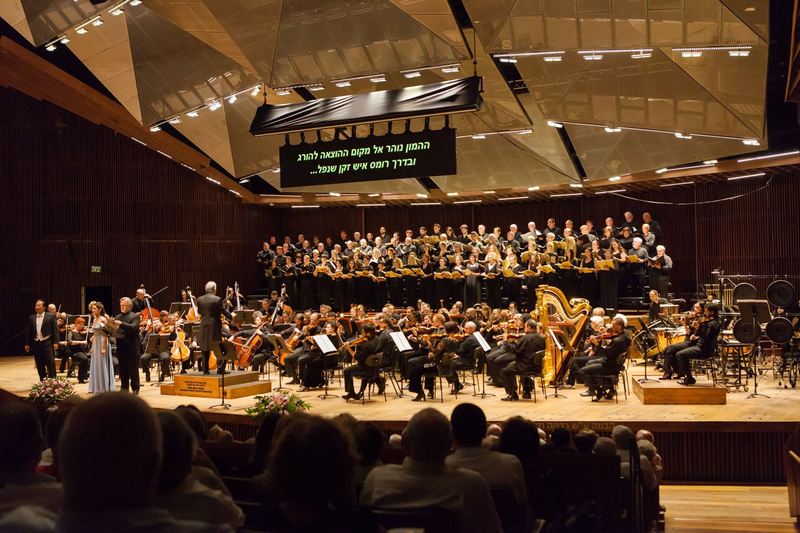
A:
[361,353,388,404]
[370,507,458,533]
[509,350,548,403]
[590,350,630,403]
[434,352,458,402]
[318,352,344,399]
[453,348,480,394]
[689,349,721,386]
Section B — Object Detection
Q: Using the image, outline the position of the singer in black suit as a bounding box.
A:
[25,299,60,380]
[196,281,232,375]
[115,297,142,394]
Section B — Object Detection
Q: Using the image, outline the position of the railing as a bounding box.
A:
[786,424,800,522]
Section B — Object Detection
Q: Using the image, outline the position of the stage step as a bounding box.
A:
[160,371,270,399]
[632,377,727,405]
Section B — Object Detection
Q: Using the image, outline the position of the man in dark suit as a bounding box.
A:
[115,297,142,394]
[500,320,546,401]
[343,323,380,400]
[450,321,481,394]
[25,299,60,380]
[196,281,232,375]
[579,317,631,401]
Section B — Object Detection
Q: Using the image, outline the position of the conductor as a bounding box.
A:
[197,281,232,375]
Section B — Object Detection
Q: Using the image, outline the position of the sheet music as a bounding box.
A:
[312,334,337,354]
[472,331,491,352]
[390,331,413,352]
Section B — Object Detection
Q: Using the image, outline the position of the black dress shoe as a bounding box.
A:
[203,371,210,375]
[501,394,518,402]
[522,391,532,400]
[659,374,672,380]
[411,392,426,402]
[450,383,464,395]
[427,389,435,399]
[677,377,696,386]
[342,392,354,400]
[286,378,299,385]
[352,392,363,401]
[217,370,228,375]
[604,390,616,400]
[145,372,151,383]
[580,390,594,397]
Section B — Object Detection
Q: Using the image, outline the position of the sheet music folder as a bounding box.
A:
[390,331,413,352]
[312,334,337,355]
[472,331,491,352]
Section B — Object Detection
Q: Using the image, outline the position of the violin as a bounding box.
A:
[588,332,616,345]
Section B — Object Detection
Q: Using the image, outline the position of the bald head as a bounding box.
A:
[58,393,162,511]
[403,408,452,463]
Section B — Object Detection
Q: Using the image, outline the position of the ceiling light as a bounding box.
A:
[441,65,460,73]
[111,8,123,16]
[604,127,622,133]
[91,18,103,26]
[569,183,583,188]
[471,134,486,140]
[156,150,172,159]
[271,167,281,173]
[609,176,621,182]
[681,51,702,58]
[208,101,222,111]
[703,160,718,165]
[447,192,459,197]
[412,202,441,206]
[631,51,651,59]
[547,120,564,128]
[356,203,386,207]
[655,168,668,174]
[130,0,142,5]
[206,177,221,185]
[582,54,603,61]
[180,163,195,171]
[230,190,242,197]
[499,196,528,201]
[291,205,320,209]
[499,58,518,63]
[742,139,760,146]
[483,190,496,194]
[370,76,387,83]
[454,199,482,204]
[511,129,533,135]
[131,137,146,146]
[543,56,562,62]
[308,85,325,92]
[275,89,291,96]
[227,94,237,104]
[368,193,380,197]
[729,50,750,57]
[404,71,421,79]
[45,43,57,52]
[674,132,693,139]
[745,6,756,12]
[186,111,199,118]
[76,27,88,35]
[660,181,693,188]
[329,192,341,197]
[59,36,69,44]
[251,86,261,96]
[727,172,766,181]
[737,149,799,163]
[168,117,181,124]
[551,192,583,198]
[527,186,540,191]
[595,189,626,195]
[149,125,161,132]
[335,81,351,88]
[416,193,428,198]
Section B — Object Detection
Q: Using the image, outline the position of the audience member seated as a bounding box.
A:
[574,428,599,454]
[239,412,280,478]
[542,427,577,453]
[611,425,658,492]
[36,396,84,478]
[636,429,664,483]
[593,437,617,456]
[496,416,541,470]
[174,405,230,495]
[155,411,245,529]
[352,421,385,485]
[360,408,502,533]
[57,393,222,532]
[445,403,527,508]
[0,402,62,517]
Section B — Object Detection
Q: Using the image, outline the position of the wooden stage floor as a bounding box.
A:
[1,355,797,430]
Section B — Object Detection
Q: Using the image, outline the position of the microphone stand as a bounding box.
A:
[637,323,659,383]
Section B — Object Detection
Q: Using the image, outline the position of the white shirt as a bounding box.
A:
[445,447,527,507]
[157,477,244,529]
[360,457,502,533]
[35,313,47,341]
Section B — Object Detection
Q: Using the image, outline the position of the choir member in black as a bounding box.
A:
[356,257,375,311]
[540,250,561,288]
[418,254,435,308]
[297,255,316,310]
[500,319,546,401]
[578,248,599,306]
[450,321,480,393]
[484,252,502,309]
[434,256,451,308]
[342,324,380,400]
[579,317,630,401]
[647,290,662,323]
[316,254,334,309]
[464,254,483,308]
[559,240,579,299]
[522,257,541,311]
[408,321,460,401]
[648,245,673,298]
[402,254,419,305]
[66,316,90,383]
[345,259,358,309]
[451,254,466,306]
[599,226,615,250]
[282,256,298,307]
[675,304,720,386]
[298,321,341,391]
[601,241,626,312]
[373,261,388,310]
[642,212,661,242]
[332,258,347,312]
[626,237,649,297]
[502,255,523,309]
[617,227,634,250]
[386,256,404,307]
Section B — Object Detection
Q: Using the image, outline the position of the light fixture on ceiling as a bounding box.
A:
[208,101,222,111]
[416,193,428,198]
[309,84,325,92]
[356,203,386,207]
[291,205,320,209]
[681,51,702,58]
[271,167,281,173]
[655,168,668,174]
[441,64,461,73]
[471,134,486,140]
[186,110,199,118]
[403,71,422,79]
[454,199,482,204]
[543,55,563,62]
[729,50,750,57]
[329,192,341,197]
[111,8,123,16]
[76,27,88,35]
[250,86,261,96]
[168,117,181,124]
[595,189,626,195]
[59,36,69,44]
[631,50,651,59]
[91,17,103,26]
[45,42,57,52]
[582,53,603,61]
[156,150,172,159]
[368,193,381,197]
[149,125,161,132]
[230,190,242,198]
[604,126,622,133]
[499,58,518,63]
[227,94,237,104]
[674,132,693,140]
[205,177,221,185]
[551,192,583,198]
[129,0,142,5]
[736,149,800,163]
[412,202,441,206]
[499,196,528,201]
[483,190,496,194]
[370,75,387,83]
[527,186,540,191]
[660,181,694,188]
[702,160,718,165]
[335,81,351,88]
[742,139,760,146]
[609,176,621,182]
[131,137,146,146]
[569,183,583,188]
[275,88,291,96]
[546,120,564,128]
[180,163,195,171]
[727,172,766,181]
[447,192,459,196]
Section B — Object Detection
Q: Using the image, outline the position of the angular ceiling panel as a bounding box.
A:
[720,0,769,42]
[174,105,236,175]
[18,0,101,46]
[0,0,34,45]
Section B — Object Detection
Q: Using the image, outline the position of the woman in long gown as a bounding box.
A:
[88,302,115,393]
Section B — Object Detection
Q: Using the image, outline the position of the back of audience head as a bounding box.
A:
[611,425,634,450]
[637,440,657,463]
[450,403,487,448]
[574,429,599,454]
[45,396,84,473]
[268,414,355,511]
[174,404,207,443]
[352,422,384,467]
[402,408,452,464]
[250,412,281,473]
[156,411,195,490]
[593,437,617,456]
[550,427,573,450]
[59,393,161,511]
[635,429,654,443]
[0,401,43,474]
[497,416,540,467]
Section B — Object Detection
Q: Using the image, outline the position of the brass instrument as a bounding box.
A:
[537,285,591,384]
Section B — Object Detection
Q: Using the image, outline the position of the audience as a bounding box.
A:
[497,416,541,469]
[611,425,658,492]
[37,396,84,478]
[360,408,502,533]
[574,428,600,454]
[352,422,385,484]
[445,403,527,508]
[543,427,577,453]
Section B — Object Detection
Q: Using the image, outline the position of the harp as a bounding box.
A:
[536,285,591,384]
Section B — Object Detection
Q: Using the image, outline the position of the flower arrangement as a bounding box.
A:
[26,378,75,408]
[246,392,311,418]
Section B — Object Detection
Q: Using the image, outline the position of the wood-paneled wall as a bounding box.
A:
[0,88,277,350]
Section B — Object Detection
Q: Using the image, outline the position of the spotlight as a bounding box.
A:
[251,86,260,96]
[76,27,88,35]
[91,18,103,26]
[543,55,562,62]
[149,125,161,132]
[499,58,518,64]
[59,36,70,44]
[309,85,325,92]
[187,111,199,118]
[227,94,237,104]
[471,134,486,140]
[208,101,222,111]
[404,71,421,79]
[527,186,540,191]
[335,81,351,88]
[45,43,57,52]
[609,176,621,182]
[569,183,583,188]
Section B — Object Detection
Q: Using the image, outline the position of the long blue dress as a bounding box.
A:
[88,321,116,393]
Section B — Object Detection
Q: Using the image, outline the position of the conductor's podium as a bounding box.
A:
[633,377,726,405]
[160,371,271,399]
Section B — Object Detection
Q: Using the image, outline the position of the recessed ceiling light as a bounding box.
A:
[737,149,799,163]
[291,205,320,209]
[499,58,518,64]
[742,139,760,146]
[168,117,181,124]
[130,0,142,5]
[275,89,291,96]
[356,203,386,207]
[551,192,583,198]
[76,27,88,35]
[631,51,651,59]
[412,202,441,206]
[609,176,621,182]
[149,125,161,132]
[727,172,766,181]
[681,51,702,58]
[111,8,123,16]
[368,193,380,197]
[499,196,528,201]
[655,168,668,174]
[329,192,341,197]
[227,94,237,104]
[447,192,459,196]
[251,86,261,96]
[91,18,103,26]
[702,160,718,165]
[404,71,422,79]
[582,54,603,61]
[483,190,496,194]
[335,81,351,88]
[308,85,325,92]
[604,126,622,133]
[674,132,692,139]
[208,101,222,111]
[206,177,221,185]
[45,43,57,52]
[471,134,486,140]
[416,193,428,198]
[569,183,583,188]
[441,65,460,73]
[547,120,564,128]
[454,199,482,204]
[543,56,562,62]
[59,36,69,44]
[370,76,387,83]
[527,186,540,191]
[729,50,750,57]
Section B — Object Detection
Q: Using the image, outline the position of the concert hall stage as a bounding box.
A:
[1,355,796,483]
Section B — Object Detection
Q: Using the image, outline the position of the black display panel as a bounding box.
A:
[279,128,456,187]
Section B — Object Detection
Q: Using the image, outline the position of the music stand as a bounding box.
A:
[389,331,415,397]
[471,331,495,399]
[143,334,170,386]
[547,329,569,399]
[738,300,771,399]
[233,309,255,328]
[209,340,237,410]
[169,302,191,315]
[266,334,292,392]
[636,323,659,383]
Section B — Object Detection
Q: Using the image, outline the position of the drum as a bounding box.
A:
[765,317,794,344]
[732,319,760,344]
[767,280,795,308]
[732,283,757,303]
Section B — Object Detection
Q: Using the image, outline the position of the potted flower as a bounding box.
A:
[26,377,75,409]
[246,392,311,418]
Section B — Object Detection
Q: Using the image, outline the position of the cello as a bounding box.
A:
[234,319,270,370]
[170,320,190,363]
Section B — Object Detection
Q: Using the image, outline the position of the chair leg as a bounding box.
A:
[532,376,537,403]
[439,375,444,403]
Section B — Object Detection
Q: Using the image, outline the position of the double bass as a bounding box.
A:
[139,285,159,333]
